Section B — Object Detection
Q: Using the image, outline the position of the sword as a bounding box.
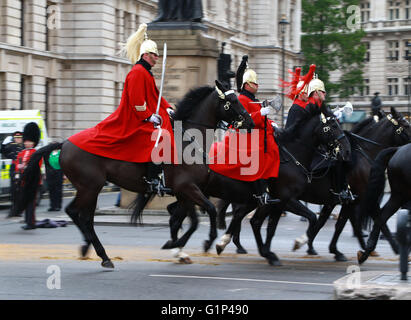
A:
[154,42,167,148]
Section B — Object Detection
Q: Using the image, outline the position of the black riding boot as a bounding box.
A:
[331,161,356,204]
[252,179,280,206]
[145,163,170,195]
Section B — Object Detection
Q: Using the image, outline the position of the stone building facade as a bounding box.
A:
[330,0,411,119]
[0,0,302,141]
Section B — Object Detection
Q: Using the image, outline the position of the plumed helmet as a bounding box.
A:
[23,122,40,147]
[242,69,258,87]
[140,39,159,58]
[307,75,325,97]
[297,80,308,94]
[121,23,159,64]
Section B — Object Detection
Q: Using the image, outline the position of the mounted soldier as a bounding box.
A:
[68,23,176,194]
[209,55,280,206]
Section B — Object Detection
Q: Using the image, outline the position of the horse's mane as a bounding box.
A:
[351,117,375,134]
[173,86,215,121]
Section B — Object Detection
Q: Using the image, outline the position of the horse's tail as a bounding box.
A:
[17,142,63,215]
[361,147,398,223]
[130,193,155,225]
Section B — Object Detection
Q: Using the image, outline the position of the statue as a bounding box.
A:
[153,0,203,23]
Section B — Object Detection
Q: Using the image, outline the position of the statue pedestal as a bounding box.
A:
[121,23,219,211]
[148,22,219,106]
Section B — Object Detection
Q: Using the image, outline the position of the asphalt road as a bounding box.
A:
[0,192,402,301]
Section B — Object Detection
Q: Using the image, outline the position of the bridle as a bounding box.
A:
[320,113,347,157]
[387,113,410,143]
[215,86,246,130]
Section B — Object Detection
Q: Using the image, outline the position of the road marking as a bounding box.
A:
[149,274,333,287]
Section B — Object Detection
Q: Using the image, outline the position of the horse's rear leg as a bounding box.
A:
[216,199,230,230]
[76,190,113,268]
[65,199,92,257]
[329,206,350,262]
[262,208,283,266]
[358,196,402,264]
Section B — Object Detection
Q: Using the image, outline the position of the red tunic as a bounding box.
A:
[14,148,43,184]
[208,92,280,181]
[68,62,177,164]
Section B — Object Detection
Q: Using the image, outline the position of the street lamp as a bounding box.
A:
[279,14,289,128]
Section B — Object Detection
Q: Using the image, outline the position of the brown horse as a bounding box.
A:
[18,80,254,268]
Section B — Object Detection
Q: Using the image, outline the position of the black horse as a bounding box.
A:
[357,143,411,265]
[18,80,254,268]
[216,107,410,261]
[291,107,410,260]
[157,111,352,265]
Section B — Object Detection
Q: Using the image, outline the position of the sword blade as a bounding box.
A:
[155,42,167,116]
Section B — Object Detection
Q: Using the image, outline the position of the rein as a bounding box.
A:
[280,145,331,183]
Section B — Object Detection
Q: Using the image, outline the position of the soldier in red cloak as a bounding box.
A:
[209,56,280,205]
[68,23,176,193]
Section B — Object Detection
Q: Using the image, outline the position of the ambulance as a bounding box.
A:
[0,110,49,198]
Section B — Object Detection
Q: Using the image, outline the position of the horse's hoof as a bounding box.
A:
[216,244,224,255]
[307,248,318,256]
[203,240,211,253]
[236,247,248,254]
[179,257,192,264]
[370,251,380,257]
[267,253,282,266]
[80,244,90,258]
[101,260,115,269]
[292,240,301,251]
[357,250,368,264]
[268,257,282,266]
[334,253,348,262]
[162,240,175,250]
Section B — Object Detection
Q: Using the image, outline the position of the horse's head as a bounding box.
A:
[215,80,255,131]
[389,106,411,144]
[315,112,352,161]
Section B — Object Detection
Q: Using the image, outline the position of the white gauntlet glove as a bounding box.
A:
[148,114,161,126]
[260,106,271,116]
[166,108,175,117]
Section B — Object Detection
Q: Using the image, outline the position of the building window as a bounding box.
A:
[387,78,399,96]
[405,40,411,60]
[387,40,399,61]
[360,1,370,22]
[404,77,410,95]
[21,0,25,46]
[406,0,411,19]
[388,1,401,20]
[361,79,370,96]
[364,42,370,62]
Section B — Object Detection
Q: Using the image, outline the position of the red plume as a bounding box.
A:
[294,64,316,97]
[280,67,301,100]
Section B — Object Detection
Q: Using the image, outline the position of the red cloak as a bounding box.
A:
[208,92,280,181]
[68,63,177,164]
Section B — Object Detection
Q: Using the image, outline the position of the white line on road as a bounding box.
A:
[150,274,333,287]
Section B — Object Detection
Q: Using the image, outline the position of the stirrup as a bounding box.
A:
[331,188,357,204]
[254,193,281,206]
[143,177,171,196]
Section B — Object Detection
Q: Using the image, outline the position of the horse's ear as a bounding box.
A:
[390,106,400,119]
[215,80,223,91]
